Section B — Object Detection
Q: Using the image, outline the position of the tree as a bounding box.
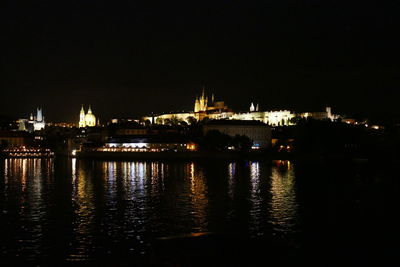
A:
[156,118,163,124]
[170,117,180,125]
[232,135,253,152]
[200,130,232,151]
[187,116,197,125]
[179,120,188,126]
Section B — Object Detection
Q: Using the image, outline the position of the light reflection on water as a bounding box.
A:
[0,158,300,263]
[69,158,96,261]
[1,158,53,261]
[269,160,299,234]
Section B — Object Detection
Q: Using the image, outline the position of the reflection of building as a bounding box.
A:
[203,120,272,149]
[269,161,298,233]
[79,105,98,128]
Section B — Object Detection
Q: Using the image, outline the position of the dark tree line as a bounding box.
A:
[198,130,253,152]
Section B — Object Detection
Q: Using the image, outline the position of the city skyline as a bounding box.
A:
[3,87,388,125]
[2,1,400,122]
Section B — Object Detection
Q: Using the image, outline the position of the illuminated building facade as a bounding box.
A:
[143,89,339,126]
[79,105,97,127]
[231,109,295,126]
[95,136,196,152]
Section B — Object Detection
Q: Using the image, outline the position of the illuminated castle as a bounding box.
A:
[142,88,231,124]
[143,88,338,126]
[79,105,97,127]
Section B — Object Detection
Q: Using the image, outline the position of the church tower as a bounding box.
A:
[194,96,200,112]
[33,107,45,131]
[36,108,43,122]
[79,105,86,128]
[250,102,255,112]
[199,88,208,111]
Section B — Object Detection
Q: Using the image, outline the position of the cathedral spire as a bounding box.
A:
[194,96,200,112]
[36,107,43,122]
[250,102,255,112]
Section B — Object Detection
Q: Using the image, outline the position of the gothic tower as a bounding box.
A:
[250,102,255,112]
[33,107,45,131]
[194,96,200,112]
[36,108,43,122]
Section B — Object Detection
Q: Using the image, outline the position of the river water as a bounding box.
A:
[0,158,399,266]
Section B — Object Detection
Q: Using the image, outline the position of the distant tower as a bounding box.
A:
[199,88,208,111]
[79,105,86,128]
[195,88,209,112]
[194,96,200,112]
[36,108,43,122]
[250,102,255,112]
[200,89,205,111]
[33,107,45,131]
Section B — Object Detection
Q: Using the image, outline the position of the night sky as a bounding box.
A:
[2,0,400,123]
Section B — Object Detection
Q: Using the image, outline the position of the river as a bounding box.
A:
[0,158,399,266]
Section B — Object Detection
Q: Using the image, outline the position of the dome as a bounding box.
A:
[85,113,96,126]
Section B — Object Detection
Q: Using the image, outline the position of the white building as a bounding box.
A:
[231,110,295,126]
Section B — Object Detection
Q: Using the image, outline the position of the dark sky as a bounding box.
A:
[1,0,400,123]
